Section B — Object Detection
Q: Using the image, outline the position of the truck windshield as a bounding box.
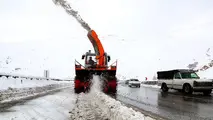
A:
[181,72,200,79]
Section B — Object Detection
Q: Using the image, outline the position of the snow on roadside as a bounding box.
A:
[140,84,160,89]
[0,76,72,106]
[70,76,155,120]
[0,85,71,107]
[0,83,71,102]
[0,76,70,91]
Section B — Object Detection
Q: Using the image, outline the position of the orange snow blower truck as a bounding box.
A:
[74,30,117,94]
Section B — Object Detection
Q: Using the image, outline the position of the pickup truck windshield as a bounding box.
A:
[181,72,200,79]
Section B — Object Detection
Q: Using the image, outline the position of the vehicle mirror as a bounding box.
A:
[82,55,85,59]
[108,56,111,62]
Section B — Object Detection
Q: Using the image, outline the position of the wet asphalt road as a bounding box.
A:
[1,84,213,120]
[116,84,213,120]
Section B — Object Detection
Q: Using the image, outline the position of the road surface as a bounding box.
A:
[1,84,213,120]
[117,84,213,120]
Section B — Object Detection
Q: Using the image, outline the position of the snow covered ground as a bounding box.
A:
[70,76,155,120]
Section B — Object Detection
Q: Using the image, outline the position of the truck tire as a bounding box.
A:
[161,83,168,92]
[183,84,192,94]
[74,88,80,94]
[203,90,212,95]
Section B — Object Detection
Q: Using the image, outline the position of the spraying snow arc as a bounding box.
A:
[52,0,91,31]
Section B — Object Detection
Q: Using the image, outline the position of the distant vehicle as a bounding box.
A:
[157,69,213,95]
[125,80,130,84]
[128,79,140,88]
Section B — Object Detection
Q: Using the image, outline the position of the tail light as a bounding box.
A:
[108,80,117,88]
[75,80,81,88]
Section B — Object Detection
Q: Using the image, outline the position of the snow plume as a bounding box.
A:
[52,0,92,31]
[187,62,199,69]
[90,75,102,92]
[197,60,213,71]
[187,48,213,72]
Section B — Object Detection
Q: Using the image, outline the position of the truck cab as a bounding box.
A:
[157,69,213,95]
[81,50,111,68]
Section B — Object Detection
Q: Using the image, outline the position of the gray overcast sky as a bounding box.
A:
[0,0,213,79]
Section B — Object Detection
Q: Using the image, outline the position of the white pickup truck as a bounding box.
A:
[157,69,213,95]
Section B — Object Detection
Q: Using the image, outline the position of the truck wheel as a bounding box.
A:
[161,83,168,92]
[183,84,192,94]
[203,90,212,95]
[74,88,80,94]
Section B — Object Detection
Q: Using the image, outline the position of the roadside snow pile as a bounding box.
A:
[70,76,155,120]
[140,80,160,89]
[141,80,158,85]
[140,84,160,89]
[0,76,70,90]
[0,83,71,102]
[0,76,72,106]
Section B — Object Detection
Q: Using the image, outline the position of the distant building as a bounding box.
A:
[44,70,49,78]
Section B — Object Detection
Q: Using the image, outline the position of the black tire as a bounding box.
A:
[74,88,80,94]
[183,84,192,94]
[203,90,212,95]
[74,87,84,94]
[161,83,168,92]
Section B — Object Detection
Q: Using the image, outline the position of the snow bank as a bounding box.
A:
[0,76,72,107]
[0,85,71,108]
[140,80,160,89]
[0,83,71,101]
[140,84,160,89]
[0,76,70,90]
[70,76,155,120]
[141,80,158,85]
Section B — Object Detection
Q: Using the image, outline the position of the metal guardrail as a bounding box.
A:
[0,73,73,81]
